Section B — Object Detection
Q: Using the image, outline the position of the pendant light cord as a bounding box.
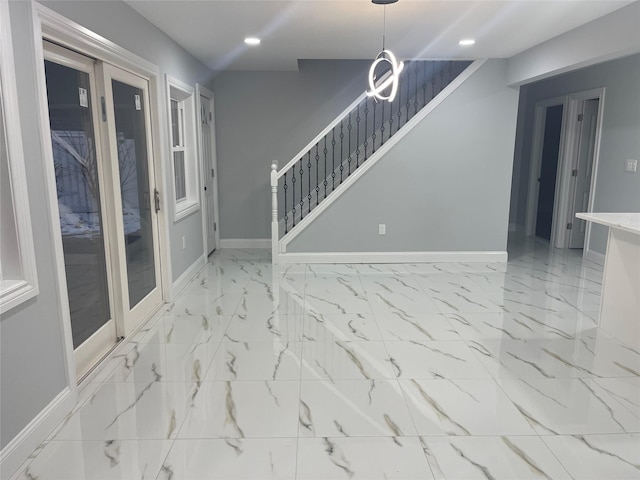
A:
[382,5,386,50]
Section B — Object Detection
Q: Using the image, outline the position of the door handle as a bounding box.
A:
[204,186,207,191]
[154,189,161,213]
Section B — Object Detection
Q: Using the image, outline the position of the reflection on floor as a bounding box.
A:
[13,239,640,479]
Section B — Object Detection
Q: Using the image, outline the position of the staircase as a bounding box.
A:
[270,59,476,263]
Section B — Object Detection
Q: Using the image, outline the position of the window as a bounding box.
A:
[1,1,39,313]
[167,76,199,221]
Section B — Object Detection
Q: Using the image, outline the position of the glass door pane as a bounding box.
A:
[110,80,156,308]
[44,60,112,348]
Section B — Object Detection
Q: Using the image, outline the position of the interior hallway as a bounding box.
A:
[12,239,640,479]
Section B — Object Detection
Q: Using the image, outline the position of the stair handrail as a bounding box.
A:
[275,70,393,179]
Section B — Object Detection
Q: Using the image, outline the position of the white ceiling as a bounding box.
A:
[126,0,635,71]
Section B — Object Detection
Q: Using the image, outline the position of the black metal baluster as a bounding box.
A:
[388,95,394,138]
[364,99,369,160]
[431,62,436,100]
[372,100,377,154]
[323,137,328,198]
[283,172,288,234]
[347,112,352,175]
[422,62,427,107]
[315,144,319,207]
[299,159,304,220]
[380,100,385,146]
[331,129,336,191]
[414,63,419,115]
[440,61,445,93]
[291,166,296,227]
[307,152,312,214]
[339,120,344,183]
[405,62,411,123]
[356,104,361,168]
[448,61,453,85]
[396,77,402,134]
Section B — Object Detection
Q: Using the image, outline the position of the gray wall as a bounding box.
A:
[509,53,640,254]
[1,0,212,451]
[287,60,519,253]
[210,60,372,240]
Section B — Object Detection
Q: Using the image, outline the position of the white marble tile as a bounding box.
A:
[421,436,571,479]
[405,263,462,274]
[400,379,535,435]
[302,340,394,380]
[593,377,640,419]
[542,434,640,479]
[225,312,303,342]
[52,381,192,440]
[467,338,640,379]
[430,291,504,314]
[13,440,170,480]
[305,276,371,315]
[297,437,433,480]
[140,313,230,344]
[298,379,416,438]
[384,341,492,379]
[177,381,300,438]
[447,311,599,341]
[368,289,442,316]
[167,293,241,317]
[303,313,382,342]
[358,273,422,294]
[205,341,302,381]
[234,288,304,317]
[101,341,217,383]
[375,312,459,341]
[306,264,360,276]
[355,263,411,275]
[457,262,508,274]
[158,438,297,479]
[498,378,640,435]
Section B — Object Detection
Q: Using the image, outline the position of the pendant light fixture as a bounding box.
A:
[367,0,404,103]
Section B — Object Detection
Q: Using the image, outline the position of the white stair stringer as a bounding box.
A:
[276,59,487,257]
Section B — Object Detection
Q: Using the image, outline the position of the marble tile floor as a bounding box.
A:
[12,240,640,479]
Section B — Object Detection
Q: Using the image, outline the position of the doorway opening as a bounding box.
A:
[524,89,604,253]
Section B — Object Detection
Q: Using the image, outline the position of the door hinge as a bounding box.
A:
[211,168,215,178]
[101,96,107,122]
[567,222,573,230]
[214,222,217,232]
[572,169,578,177]
[577,113,583,121]
[154,188,161,213]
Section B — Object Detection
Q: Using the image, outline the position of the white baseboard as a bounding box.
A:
[171,254,205,299]
[1,387,74,479]
[219,238,271,249]
[276,251,508,264]
[584,248,605,266]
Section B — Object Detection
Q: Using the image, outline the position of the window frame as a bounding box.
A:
[0,0,39,314]
[166,75,199,222]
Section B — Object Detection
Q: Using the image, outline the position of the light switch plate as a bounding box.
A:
[378,224,386,235]
[625,159,637,172]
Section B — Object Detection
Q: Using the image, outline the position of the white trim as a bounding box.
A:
[34,2,158,77]
[584,248,605,266]
[524,96,568,238]
[278,59,488,253]
[171,253,205,299]
[1,388,74,480]
[220,238,271,249]
[0,0,39,314]
[277,251,508,264]
[195,84,220,256]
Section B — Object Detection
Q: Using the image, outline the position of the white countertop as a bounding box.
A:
[576,212,640,235]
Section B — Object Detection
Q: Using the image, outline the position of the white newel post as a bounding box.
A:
[271,163,279,264]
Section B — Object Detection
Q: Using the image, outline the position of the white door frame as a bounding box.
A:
[195,84,220,256]
[524,95,568,239]
[31,2,171,389]
[556,88,605,254]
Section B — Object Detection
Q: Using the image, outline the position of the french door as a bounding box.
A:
[44,42,163,379]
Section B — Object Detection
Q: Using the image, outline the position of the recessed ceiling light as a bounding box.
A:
[459,39,476,46]
[244,37,261,46]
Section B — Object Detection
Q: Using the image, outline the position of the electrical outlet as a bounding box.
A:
[625,159,637,172]
[378,224,386,235]
[182,236,186,249]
